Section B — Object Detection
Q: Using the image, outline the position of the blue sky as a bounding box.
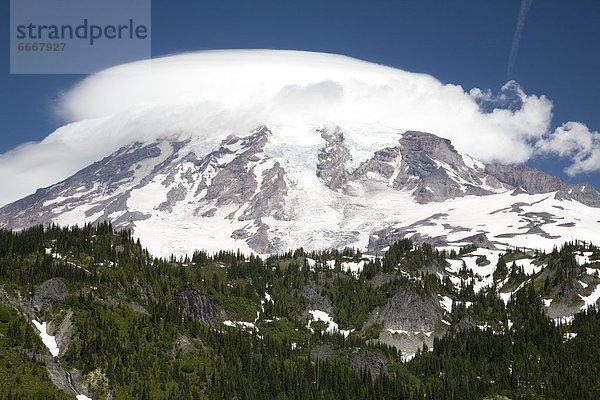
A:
[1,0,599,188]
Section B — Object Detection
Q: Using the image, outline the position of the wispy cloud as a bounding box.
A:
[507,0,534,79]
[536,122,600,176]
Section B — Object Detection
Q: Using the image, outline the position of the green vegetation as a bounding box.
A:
[0,304,71,400]
[0,224,599,399]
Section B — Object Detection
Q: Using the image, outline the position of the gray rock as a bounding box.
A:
[316,126,352,191]
[454,315,477,332]
[310,344,334,360]
[34,278,68,308]
[240,162,288,221]
[302,283,333,314]
[456,233,497,249]
[348,351,388,376]
[555,183,600,207]
[0,140,185,230]
[174,289,223,326]
[48,310,74,357]
[371,287,442,333]
[485,164,562,194]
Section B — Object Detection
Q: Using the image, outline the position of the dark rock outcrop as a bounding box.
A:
[348,351,388,376]
[174,289,223,326]
[316,126,352,191]
[302,283,333,314]
[372,287,442,332]
[34,278,68,308]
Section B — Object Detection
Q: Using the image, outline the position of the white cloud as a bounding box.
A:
[0,49,594,206]
[536,122,600,176]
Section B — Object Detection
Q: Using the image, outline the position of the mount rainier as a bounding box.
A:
[1,50,598,256]
[1,124,598,257]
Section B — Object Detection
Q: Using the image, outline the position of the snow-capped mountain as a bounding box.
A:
[1,123,599,257]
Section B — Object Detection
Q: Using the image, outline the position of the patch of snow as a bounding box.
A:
[77,395,93,400]
[499,280,529,305]
[579,283,600,310]
[460,153,485,171]
[340,260,365,275]
[575,252,592,266]
[306,310,352,337]
[439,295,453,313]
[586,267,600,276]
[223,320,258,331]
[477,323,490,331]
[542,299,553,307]
[32,320,59,357]
[387,329,410,335]
[514,258,543,276]
[499,291,512,305]
[554,315,574,325]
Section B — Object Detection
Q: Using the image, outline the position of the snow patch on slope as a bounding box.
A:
[32,320,59,357]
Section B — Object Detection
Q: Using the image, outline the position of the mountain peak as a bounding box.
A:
[1,126,598,256]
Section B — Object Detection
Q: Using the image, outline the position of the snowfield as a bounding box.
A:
[32,320,59,357]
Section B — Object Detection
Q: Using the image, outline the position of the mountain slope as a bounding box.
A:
[1,125,599,256]
[1,224,599,399]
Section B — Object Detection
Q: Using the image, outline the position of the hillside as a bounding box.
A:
[1,223,599,399]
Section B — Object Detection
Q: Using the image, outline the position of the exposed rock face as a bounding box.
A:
[555,183,600,207]
[367,213,450,253]
[348,351,388,376]
[190,126,289,252]
[485,164,563,194]
[49,310,75,357]
[458,233,497,249]
[0,140,186,230]
[302,283,333,314]
[486,164,600,207]
[133,280,156,304]
[399,131,506,203]
[353,146,402,185]
[203,129,267,206]
[353,131,506,203]
[0,125,597,255]
[316,126,352,191]
[370,287,443,357]
[372,287,442,332]
[174,289,223,326]
[310,344,334,361]
[34,278,68,308]
[240,162,288,221]
[454,315,477,332]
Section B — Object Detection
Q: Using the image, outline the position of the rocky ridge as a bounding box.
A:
[0,125,598,255]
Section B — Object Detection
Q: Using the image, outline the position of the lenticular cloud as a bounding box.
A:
[0,49,597,207]
[57,49,553,166]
